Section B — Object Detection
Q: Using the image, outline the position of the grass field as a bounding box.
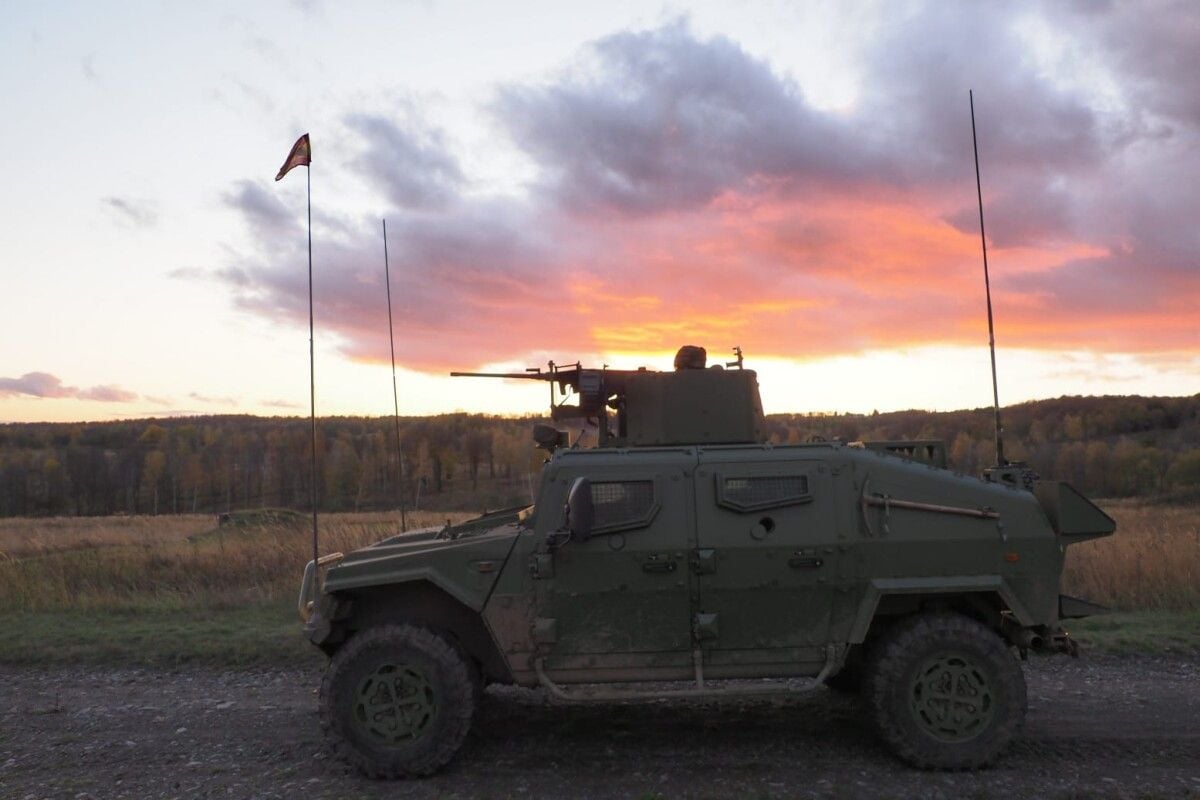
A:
[0,500,1195,665]
[1061,499,1199,611]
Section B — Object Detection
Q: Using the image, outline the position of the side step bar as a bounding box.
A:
[535,645,845,703]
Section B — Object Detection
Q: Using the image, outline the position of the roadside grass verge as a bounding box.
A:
[0,602,320,668]
[1070,610,1200,656]
[2,607,1195,667]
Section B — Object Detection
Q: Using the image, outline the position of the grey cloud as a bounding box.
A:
[858,4,1105,181]
[262,398,302,409]
[0,372,139,402]
[1047,0,1200,127]
[942,182,1075,247]
[346,113,466,210]
[496,21,879,215]
[220,195,564,366]
[188,392,239,406]
[168,267,204,280]
[223,180,298,237]
[103,196,158,227]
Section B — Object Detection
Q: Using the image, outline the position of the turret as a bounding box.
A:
[451,345,767,448]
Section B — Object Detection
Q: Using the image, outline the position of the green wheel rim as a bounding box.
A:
[353,663,437,746]
[909,651,995,742]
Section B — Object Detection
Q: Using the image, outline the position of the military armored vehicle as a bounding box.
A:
[298,346,1114,777]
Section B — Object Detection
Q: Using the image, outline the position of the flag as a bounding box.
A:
[275,134,311,181]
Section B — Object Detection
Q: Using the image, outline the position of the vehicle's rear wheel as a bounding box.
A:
[320,624,476,778]
[864,612,1026,770]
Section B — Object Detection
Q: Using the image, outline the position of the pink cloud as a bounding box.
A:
[0,372,139,402]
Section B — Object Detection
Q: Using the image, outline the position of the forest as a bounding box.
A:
[0,393,1197,518]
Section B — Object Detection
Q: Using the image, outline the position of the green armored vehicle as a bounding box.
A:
[298,346,1114,776]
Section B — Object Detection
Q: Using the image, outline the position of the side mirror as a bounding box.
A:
[564,477,594,542]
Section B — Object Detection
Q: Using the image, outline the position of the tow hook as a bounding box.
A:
[1010,625,1079,659]
[1050,629,1080,658]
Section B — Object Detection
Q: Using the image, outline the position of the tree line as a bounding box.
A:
[0,394,1197,517]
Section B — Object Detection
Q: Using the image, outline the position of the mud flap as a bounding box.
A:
[1059,594,1109,619]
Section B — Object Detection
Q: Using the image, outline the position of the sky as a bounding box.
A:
[1,0,1198,423]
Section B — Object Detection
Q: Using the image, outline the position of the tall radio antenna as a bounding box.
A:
[382,219,408,532]
[970,90,1007,467]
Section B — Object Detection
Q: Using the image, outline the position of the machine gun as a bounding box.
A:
[451,346,766,448]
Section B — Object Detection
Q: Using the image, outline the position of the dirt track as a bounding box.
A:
[3,654,1198,800]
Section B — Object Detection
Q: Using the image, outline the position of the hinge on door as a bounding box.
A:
[529,553,554,579]
[691,548,717,575]
[693,612,719,641]
[532,617,557,643]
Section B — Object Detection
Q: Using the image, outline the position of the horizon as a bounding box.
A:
[3,1,1198,424]
[5,387,1197,429]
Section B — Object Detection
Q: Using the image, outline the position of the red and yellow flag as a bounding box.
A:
[275,134,311,181]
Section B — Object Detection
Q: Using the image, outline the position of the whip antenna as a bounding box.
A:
[970,90,1007,467]
[382,219,408,532]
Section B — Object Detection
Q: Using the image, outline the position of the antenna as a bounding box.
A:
[970,90,1007,467]
[382,219,408,532]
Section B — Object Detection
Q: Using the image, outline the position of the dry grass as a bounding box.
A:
[0,510,473,612]
[0,502,1195,614]
[1063,500,1200,611]
[0,515,212,558]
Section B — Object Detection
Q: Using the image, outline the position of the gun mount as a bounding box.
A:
[451,345,767,448]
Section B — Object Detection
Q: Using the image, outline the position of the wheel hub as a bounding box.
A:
[909,652,995,742]
[353,663,437,745]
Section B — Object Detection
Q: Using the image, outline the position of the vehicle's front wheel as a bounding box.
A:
[320,624,476,778]
[864,612,1026,770]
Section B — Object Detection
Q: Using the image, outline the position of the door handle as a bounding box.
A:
[788,556,824,569]
[642,559,677,573]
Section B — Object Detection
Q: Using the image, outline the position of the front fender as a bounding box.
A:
[321,526,521,611]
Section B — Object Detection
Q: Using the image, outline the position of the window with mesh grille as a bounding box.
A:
[590,480,657,532]
[717,475,811,512]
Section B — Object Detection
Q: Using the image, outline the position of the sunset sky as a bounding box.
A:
[2,1,1197,423]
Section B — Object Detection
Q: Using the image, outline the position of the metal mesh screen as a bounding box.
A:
[591,480,655,530]
[721,475,809,509]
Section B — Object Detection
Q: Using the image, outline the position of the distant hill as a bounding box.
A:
[0,395,1197,517]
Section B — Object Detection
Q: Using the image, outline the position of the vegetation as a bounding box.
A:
[1062,500,1200,611]
[0,511,472,612]
[0,394,1194,665]
[0,500,1195,665]
[0,394,1197,518]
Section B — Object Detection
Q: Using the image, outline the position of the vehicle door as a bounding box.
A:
[532,450,697,679]
[693,450,837,670]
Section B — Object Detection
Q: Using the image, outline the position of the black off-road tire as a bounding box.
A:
[320,624,476,778]
[864,612,1026,770]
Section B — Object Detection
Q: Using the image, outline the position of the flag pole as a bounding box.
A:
[307,162,319,565]
[381,219,408,533]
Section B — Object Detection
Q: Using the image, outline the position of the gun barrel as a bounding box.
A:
[449,371,551,380]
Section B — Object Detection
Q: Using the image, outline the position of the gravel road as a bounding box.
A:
[2,654,1198,800]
